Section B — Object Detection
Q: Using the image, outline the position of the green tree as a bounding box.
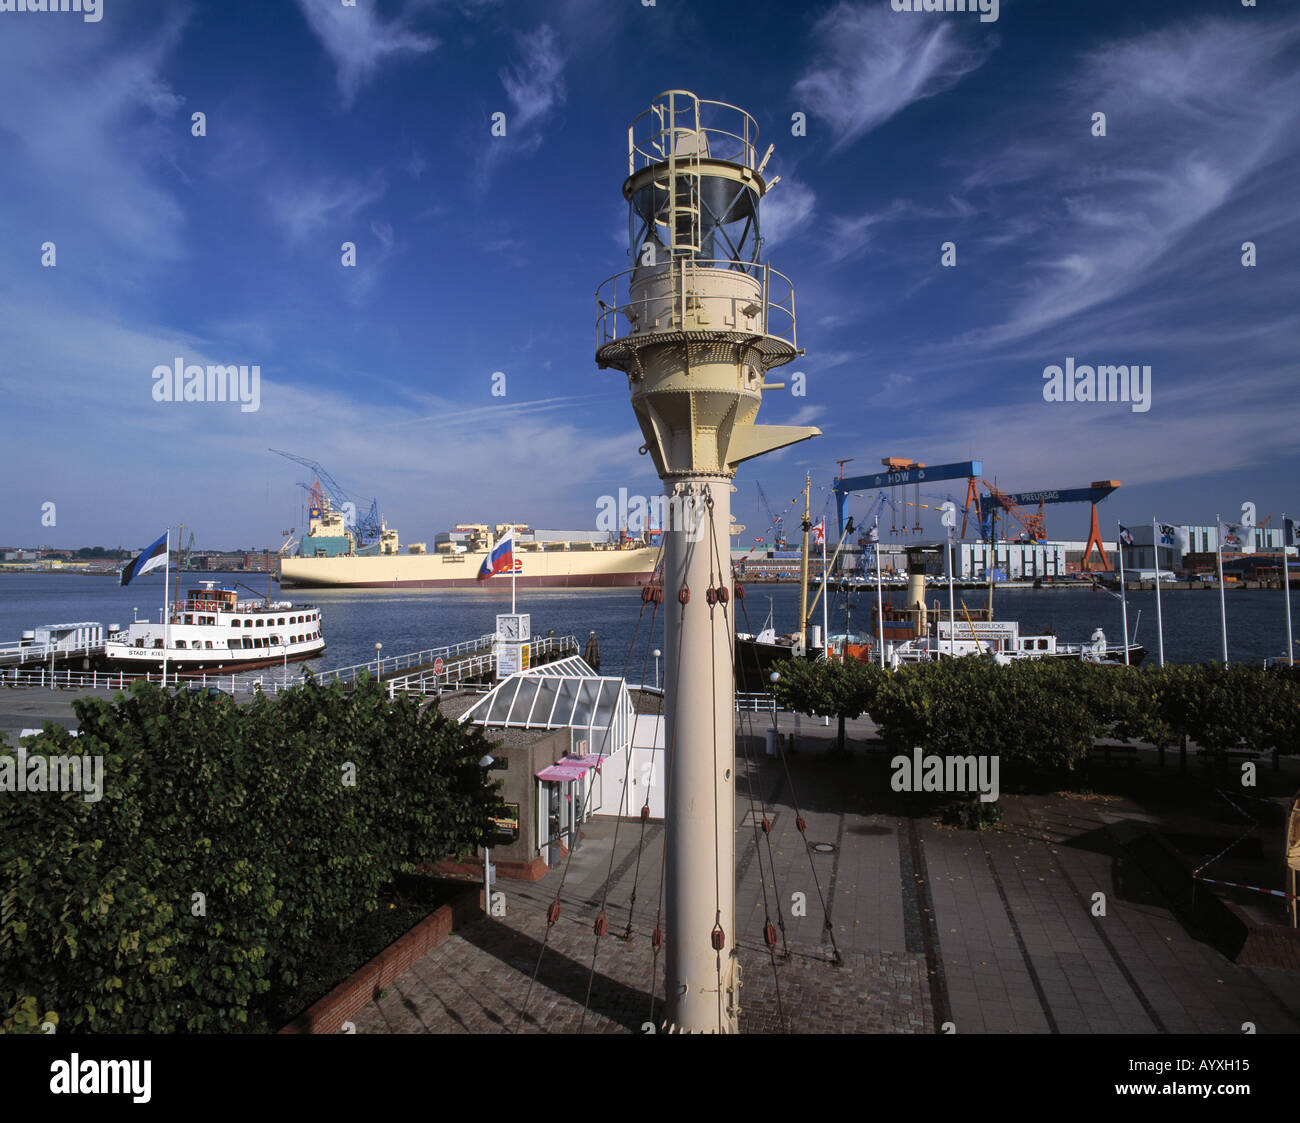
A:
[1,676,502,1033]
[770,657,886,753]
[870,659,1098,773]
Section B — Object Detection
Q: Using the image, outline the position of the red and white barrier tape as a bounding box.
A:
[1193,874,1298,901]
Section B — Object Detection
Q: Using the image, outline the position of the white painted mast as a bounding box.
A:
[596,91,819,1032]
[1285,513,1294,667]
[1117,523,1131,665]
[1152,518,1165,666]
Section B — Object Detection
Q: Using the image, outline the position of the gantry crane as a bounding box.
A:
[977,480,1121,570]
[833,458,983,536]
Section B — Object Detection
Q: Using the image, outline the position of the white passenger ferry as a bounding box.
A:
[104,582,325,674]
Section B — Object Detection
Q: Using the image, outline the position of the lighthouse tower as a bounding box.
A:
[595,91,819,1033]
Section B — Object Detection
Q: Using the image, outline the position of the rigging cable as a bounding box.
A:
[515,536,666,1033]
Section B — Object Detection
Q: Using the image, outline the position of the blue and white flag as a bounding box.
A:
[1157,523,1177,547]
[1118,524,1134,547]
[120,532,168,586]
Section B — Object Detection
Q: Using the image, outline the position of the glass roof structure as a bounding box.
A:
[459,657,635,757]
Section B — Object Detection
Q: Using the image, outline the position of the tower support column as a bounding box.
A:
[662,478,737,1033]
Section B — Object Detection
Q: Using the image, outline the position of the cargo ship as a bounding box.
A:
[278,500,660,589]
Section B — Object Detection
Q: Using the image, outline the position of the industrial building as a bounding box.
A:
[1121,524,1283,573]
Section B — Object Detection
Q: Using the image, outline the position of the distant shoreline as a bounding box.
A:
[0,569,276,579]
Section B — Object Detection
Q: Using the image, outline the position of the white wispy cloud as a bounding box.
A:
[293,0,438,106]
[788,404,827,426]
[761,178,816,249]
[0,296,651,544]
[500,24,565,134]
[475,24,566,186]
[825,200,910,262]
[265,171,388,242]
[960,15,1300,346]
[0,14,189,264]
[887,365,1299,496]
[793,2,994,150]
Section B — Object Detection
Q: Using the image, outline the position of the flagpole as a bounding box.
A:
[1117,523,1130,666]
[875,533,885,670]
[946,531,955,659]
[1152,519,1165,667]
[821,529,828,659]
[1284,512,1294,667]
[1217,513,1228,663]
[162,527,171,687]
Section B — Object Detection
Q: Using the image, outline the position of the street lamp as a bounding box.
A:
[653,648,661,689]
[479,754,496,916]
[768,670,780,757]
[374,642,382,681]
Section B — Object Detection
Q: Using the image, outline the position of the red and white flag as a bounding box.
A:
[813,521,825,547]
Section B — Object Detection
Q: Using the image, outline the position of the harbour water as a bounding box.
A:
[0,573,1295,678]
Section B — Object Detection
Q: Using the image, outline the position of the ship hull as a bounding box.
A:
[279,549,659,589]
[99,647,326,676]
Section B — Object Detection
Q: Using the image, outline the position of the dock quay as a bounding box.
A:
[0,631,580,725]
[0,622,107,671]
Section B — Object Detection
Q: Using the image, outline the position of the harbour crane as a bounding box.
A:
[977,480,1121,570]
[833,458,983,536]
[976,480,1047,543]
[754,480,795,550]
[269,449,384,548]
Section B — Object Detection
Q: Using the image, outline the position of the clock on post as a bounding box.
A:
[494,614,531,679]
[496,614,530,641]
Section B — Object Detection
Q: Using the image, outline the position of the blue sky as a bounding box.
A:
[2,0,1297,552]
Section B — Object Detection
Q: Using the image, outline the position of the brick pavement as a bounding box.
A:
[353,718,1300,1034]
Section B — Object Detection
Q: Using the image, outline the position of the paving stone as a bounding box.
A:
[348,727,1300,1035]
